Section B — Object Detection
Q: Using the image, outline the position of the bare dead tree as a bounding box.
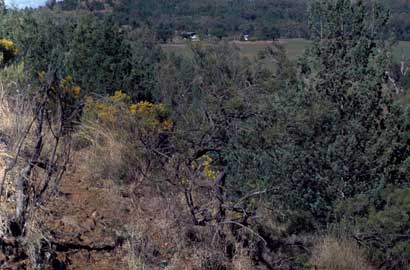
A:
[386,71,401,95]
[0,72,83,268]
[400,57,409,77]
[386,55,410,95]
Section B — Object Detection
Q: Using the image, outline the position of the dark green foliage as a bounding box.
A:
[65,15,132,94]
[58,0,410,41]
[61,0,310,40]
[210,25,228,39]
[219,0,410,228]
[269,0,393,221]
[156,43,257,158]
[0,10,162,98]
[58,0,79,10]
[402,73,410,90]
[0,10,74,76]
[156,22,174,43]
[126,27,163,101]
[336,187,410,269]
[269,0,410,224]
[386,0,410,41]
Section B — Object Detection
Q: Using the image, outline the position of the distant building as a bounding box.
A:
[191,34,200,42]
[181,31,200,41]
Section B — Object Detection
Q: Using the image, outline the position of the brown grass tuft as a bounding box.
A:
[232,246,254,270]
[0,82,34,149]
[310,235,373,270]
[76,121,132,182]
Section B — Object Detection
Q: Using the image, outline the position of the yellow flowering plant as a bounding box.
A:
[60,75,82,98]
[85,90,173,133]
[81,90,174,182]
[0,38,19,66]
[0,39,19,56]
[129,101,173,132]
[192,154,220,181]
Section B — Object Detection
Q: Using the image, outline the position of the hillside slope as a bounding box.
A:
[56,0,410,40]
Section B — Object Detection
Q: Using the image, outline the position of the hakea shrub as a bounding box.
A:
[80,90,174,182]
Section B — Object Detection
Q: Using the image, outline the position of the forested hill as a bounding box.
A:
[58,0,309,40]
[57,0,410,41]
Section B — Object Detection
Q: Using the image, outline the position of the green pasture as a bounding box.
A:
[162,39,410,61]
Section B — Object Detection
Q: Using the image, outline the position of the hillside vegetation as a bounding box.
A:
[0,0,410,270]
[56,0,410,41]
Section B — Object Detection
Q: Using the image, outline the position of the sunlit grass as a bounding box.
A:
[162,39,410,61]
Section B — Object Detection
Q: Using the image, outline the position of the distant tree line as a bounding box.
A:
[56,0,410,42]
[58,0,309,41]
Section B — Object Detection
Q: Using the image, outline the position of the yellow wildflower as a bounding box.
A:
[38,71,46,82]
[110,90,129,102]
[0,38,19,56]
[96,103,105,110]
[97,104,118,123]
[134,101,155,115]
[179,177,190,186]
[72,86,81,97]
[193,154,220,180]
[65,75,73,82]
[163,119,173,130]
[129,104,137,114]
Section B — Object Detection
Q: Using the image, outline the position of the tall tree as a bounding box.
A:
[66,15,132,95]
[224,0,410,228]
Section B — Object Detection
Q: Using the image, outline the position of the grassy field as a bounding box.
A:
[395,41,410,59]
[162,39,410,61]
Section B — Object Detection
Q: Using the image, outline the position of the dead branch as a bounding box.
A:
[385,71,401,95]
[218,220,268,245]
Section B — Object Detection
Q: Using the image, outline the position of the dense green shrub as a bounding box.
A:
[0,9,161,98]
[335,187,410,269]
[219,0,410,228]
[66,14,132,95]
[400,72,410,91]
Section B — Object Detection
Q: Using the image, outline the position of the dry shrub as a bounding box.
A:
[310,235,373,270]
[124,226,147,270]
[0,78,66,188]
[0,142,13,237]
[76,121,134,182]
[232,246,253,270]
[0,80,34,235]
[0,81,34,149]
[165,249,230,270]
[76,92,172,184]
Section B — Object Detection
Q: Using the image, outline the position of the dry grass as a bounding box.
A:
[310,236,373,270]
[76,121,131,182]
[0,78,54,249]
[0,81,33,237]
[232,246,254,270]
[0,81,34,149]
[124,227,147,270]
[0,142,12,238]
